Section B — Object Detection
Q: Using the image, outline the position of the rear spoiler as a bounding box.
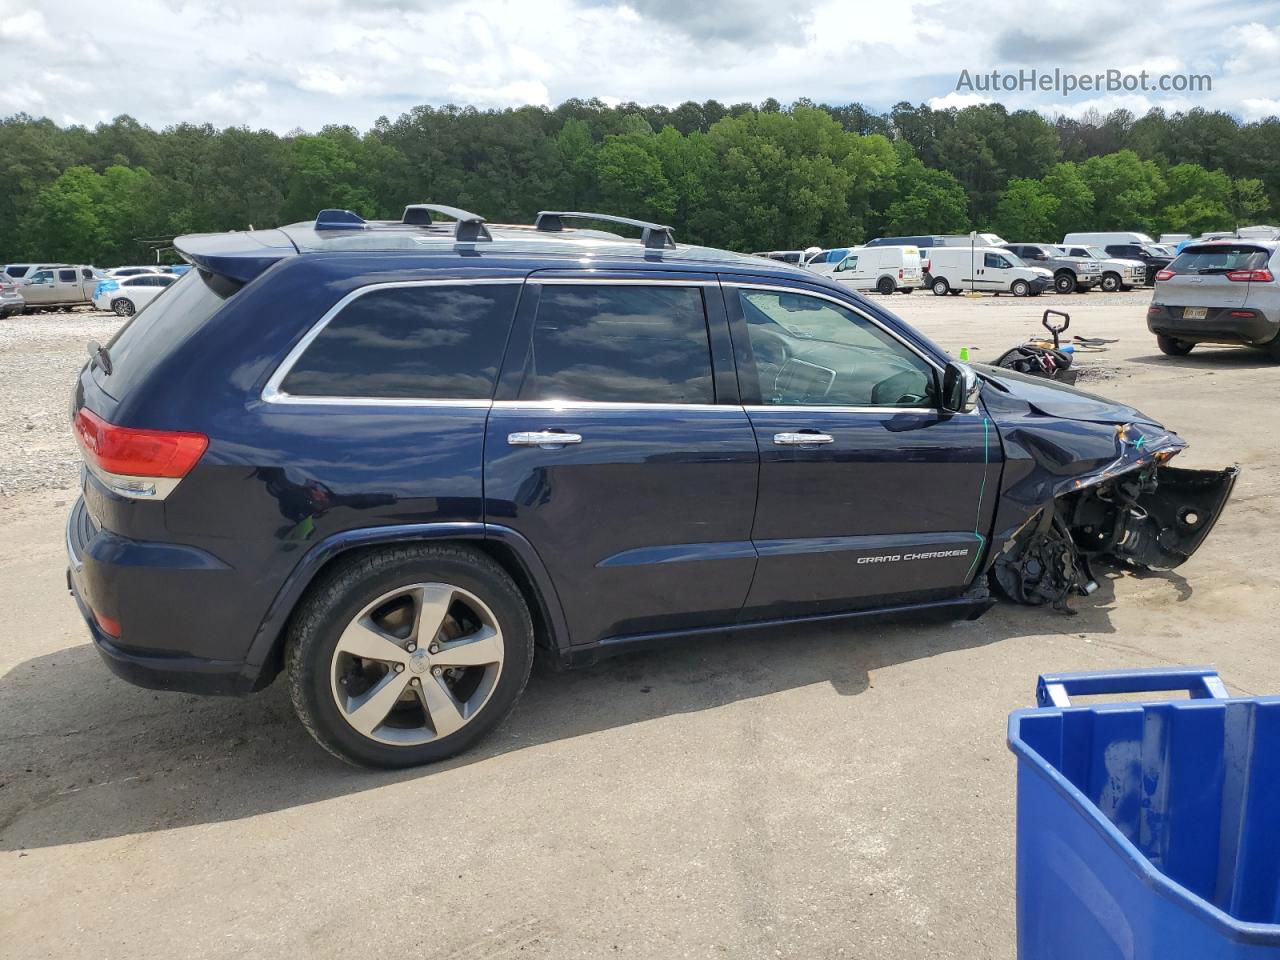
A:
[173,228,297,283]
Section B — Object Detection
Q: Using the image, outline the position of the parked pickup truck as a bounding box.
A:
[18,265,102,311]
[1002,243,1102,294]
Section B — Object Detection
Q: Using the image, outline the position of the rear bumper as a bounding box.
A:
[1148,304,1279,346]
[65,496,261,695]
[0,294,23,314]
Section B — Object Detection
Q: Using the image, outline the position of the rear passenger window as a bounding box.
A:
[59,269,76,282]
[518,285,714,404]
[280,283,519,400]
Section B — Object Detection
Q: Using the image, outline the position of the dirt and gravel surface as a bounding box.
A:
[1,291,1277,959]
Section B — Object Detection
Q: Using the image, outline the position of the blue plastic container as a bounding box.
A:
[1008,666,1280,959]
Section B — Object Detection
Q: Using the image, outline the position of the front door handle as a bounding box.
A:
[773,432,834,446]
[507,431,582,448]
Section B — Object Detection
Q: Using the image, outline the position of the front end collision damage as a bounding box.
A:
[975,366,1239,611]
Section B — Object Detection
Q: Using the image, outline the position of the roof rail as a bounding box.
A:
[315,209,367,230]
[535,211,676,250]
[401,203,493,242]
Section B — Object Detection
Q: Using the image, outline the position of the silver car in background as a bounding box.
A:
[0,276,24,316]
[1059,244,1146,292]
[1148,240,1280,359]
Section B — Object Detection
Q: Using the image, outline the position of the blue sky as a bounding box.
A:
[2,0,1278,131]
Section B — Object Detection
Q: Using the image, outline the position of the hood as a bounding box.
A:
[974,363,1162,425]
[1104,257,1144,269]
[1029,267,1053,278]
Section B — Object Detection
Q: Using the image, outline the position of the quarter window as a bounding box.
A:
[518,285,714,404]
[280,283,519,400]
[739,289,935,408]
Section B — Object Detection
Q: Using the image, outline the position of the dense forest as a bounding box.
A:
[2,97,1277,265]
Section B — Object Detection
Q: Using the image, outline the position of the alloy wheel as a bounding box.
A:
[329,582,505,746]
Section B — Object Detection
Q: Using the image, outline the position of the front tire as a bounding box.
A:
[1101,272,1121,293]
[876,276,896,295]
[287,544,534,768]
[1054,272,1076,294]
[1156,334,1194,357]
[932,277,950,296]
[1011,279,1029,297]
[111,298,135,317]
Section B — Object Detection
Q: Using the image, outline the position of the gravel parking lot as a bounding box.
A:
[2,290,1277,959]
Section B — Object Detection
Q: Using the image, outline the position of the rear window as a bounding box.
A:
[279,283,519,400]
[100,269,242,397]
[1169,245,1273,274]
[517,285,714,404]
[6,266,29,278]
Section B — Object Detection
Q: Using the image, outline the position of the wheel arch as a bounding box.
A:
[240,522,570,690]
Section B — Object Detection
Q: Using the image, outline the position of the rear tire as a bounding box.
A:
[1156,334,1194,357]
[1054,272,1076,294]
[932,277,950,296]
[1265,336,1280,363]
[286,543,535,768]
[876,276,896,295]
[111,298,134,317]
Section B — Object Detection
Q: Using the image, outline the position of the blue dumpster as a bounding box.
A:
[1008,666,1280,959]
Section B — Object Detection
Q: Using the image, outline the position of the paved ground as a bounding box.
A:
[1,291,1276,959]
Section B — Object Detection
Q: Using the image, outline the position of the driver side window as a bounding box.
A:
[984,253,1008,269]
[738,289,935,408]
[835,255,858,273]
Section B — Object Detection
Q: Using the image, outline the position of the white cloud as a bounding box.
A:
[928,91,993,110]
[0,0,1274,133]
[1223,22,1280,74]
[1241,98,1280,121]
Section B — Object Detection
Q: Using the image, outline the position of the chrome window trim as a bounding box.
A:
[724,281,944,372]
[527,277,718,286]
[491,400,725,412]
[261,278,523,406]
[742,404,938,416]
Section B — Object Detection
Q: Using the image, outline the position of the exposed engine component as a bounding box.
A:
[993,505,1096,613]
[993,464,1239,613]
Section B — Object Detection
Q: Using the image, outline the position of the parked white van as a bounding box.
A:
[810,245,923,294]
[1062,231,1157,247]
[927,246,1053,297]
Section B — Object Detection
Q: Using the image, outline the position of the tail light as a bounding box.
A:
[898,268,904,279]
[73,408,207,499]
[1227,269,1274,282]
[93,609,122,638]
[1154,269,1174,281]
[1229,310,1257,318]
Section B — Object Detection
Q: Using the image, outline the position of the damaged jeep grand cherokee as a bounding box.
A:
[66,205,1238,768]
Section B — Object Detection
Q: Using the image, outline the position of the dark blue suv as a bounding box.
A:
[67,205,1238,767]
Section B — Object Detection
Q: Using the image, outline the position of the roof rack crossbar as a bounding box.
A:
[535,211,676,250]
[315,209,368,230]
[402,203,493,242]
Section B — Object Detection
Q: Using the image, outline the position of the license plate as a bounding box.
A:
[1183,307,1208,320]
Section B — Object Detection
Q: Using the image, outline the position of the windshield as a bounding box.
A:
[1002,252,1028,268]
[1141,245,1167,257]
[1169,245,1273,275]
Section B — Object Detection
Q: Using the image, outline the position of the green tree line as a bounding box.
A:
[2,98,1276,265]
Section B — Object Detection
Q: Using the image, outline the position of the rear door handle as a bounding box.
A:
[507,431,582,447]
[773,432,834,445]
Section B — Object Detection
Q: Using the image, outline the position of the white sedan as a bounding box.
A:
[94,273,178,316]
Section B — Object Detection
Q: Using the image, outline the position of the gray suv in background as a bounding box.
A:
[1002,243,1102,294]
[1148,240,1280,359]
[1059,244,1146,292]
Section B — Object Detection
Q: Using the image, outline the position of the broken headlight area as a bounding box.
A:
[993,464,1239,613]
